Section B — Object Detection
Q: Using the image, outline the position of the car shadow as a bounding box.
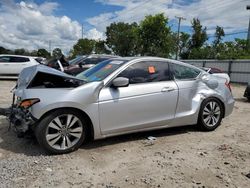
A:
[0,117,200,156]
[234,97,249,103]
[81,125,198,150]
[0,118,46,156]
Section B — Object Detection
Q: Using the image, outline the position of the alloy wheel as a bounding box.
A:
[202,101,221,127]
[45,114,83,150]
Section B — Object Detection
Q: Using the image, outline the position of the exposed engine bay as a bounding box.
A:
[0,64,86,136]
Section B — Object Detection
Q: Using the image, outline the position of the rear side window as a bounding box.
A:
[9,57,29,63]
[172,64,200,80]
[0,56,11,62]
[118,61,170,84]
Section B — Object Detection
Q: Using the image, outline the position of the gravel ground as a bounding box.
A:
[0,80,249,188]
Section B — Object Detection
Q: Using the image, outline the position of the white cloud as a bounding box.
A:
[0,0,104,54]
[86,28,105,40]
[88,0,249,35]
[0,0,248,54]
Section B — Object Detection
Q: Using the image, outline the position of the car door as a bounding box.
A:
[170,63,201,125]
[98,60,178,135]
[9,56,31,74]
[0,56,11,75]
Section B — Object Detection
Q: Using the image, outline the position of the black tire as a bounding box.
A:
[247,97,250,102]
[35,109,86,154]
[198,98,224,131]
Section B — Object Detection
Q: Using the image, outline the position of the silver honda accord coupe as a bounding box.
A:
[0,57,234,154]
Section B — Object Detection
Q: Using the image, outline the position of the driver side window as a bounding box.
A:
[118,61,170,84]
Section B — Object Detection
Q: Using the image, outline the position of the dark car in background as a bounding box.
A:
[201,67,223,74]
[200,67,230,82]
[46,55,69,70]
[244,83,250,101]
[64,54,118,75]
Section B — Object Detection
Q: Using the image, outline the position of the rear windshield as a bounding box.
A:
[69,56,85,65]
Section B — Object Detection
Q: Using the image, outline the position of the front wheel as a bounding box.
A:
[198,98,224,131]
[35,109,86,154]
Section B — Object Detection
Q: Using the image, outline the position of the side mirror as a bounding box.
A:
[112,77,129,88]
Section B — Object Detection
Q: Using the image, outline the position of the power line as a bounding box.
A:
[207,30,248,38]
[184,0,245,15]
[224,31,247,36]
[81,23,84,39]
[49,40,51,56]
[94,0,153,25]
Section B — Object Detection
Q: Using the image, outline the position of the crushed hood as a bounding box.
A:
[17,65,85,89]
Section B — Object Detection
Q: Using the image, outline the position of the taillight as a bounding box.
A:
[225,81,232,92]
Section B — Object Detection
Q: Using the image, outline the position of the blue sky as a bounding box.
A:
[0,0,249,53]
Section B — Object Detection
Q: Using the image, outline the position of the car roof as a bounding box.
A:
[109,56,204,70]
[0,54,37,58]
[87,54,119,58]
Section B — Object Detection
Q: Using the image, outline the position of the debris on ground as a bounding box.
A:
[147,136,157,141]
[45,168,53,172]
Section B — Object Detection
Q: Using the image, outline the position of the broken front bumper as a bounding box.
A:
[0,106,38,135]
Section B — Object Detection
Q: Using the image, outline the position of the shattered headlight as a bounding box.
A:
[19,98,40,109]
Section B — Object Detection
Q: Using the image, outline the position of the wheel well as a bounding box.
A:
[39,107,94,141]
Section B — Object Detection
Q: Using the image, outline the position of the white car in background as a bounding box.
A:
[0,55,41,79]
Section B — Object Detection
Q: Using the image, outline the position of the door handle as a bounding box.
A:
[161,87,175,92]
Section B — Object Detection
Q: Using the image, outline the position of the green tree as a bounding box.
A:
[106,22,139,56]
[213,26,225,47]
[189,18,207,49]
[14,48,26,55]
[52,48,63,59]
[188,46,214,59]
[30,50,38,56]
[138,13,173,57]
[37,48,51,58]
[95,40,110,54]
[71,38,95,58]
[0,46,12,54]
[211,26,225,59]
[179,32,190,59]
[186,18,208,59]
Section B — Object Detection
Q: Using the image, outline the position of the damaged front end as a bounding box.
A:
[0,96,38,137]
[0,64,85,137]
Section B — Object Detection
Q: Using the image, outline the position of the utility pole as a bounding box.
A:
[175,16,186,60]
[247,5,250,49]
[81,23,84,39]
[49,40,52,56]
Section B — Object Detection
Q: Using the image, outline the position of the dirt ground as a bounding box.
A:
[0,80,249,188]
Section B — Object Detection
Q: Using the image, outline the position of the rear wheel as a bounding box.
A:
[35,109,86,154]
[198,98,223,131]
